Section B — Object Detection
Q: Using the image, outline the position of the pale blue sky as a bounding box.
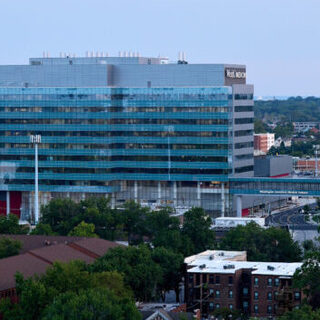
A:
[1,0,320,96]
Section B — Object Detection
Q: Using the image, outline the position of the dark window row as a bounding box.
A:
[234,94,253,100]
[1,106,231,113]
[14,167,232,175]
[254,305,274,314]
[3,131,229,138]
[4,143,231,150]
[235,142,253,149]
[235,154,253,161]
[235,166,253,173]
[235,118,253,125]
[0,155,229,163]
[4,131,229,138]
[2,118,230,125]
[234,130,253,137]
[234,105,253,112]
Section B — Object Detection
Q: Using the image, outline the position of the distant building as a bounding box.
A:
[214,217,265,229]
[293,122,319,133]
[184,250,302,318]
[294,158,320,174]
[254,155,293,178]
[254,133,275,154]
[140,306,200,320]
[274,137,292,148]
[233,155,293,217]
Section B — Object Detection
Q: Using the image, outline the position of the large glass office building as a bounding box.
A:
[0,55,253,219]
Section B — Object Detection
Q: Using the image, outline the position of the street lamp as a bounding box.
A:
[30,134,41,224]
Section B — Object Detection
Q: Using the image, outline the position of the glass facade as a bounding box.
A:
[0,86,233,194]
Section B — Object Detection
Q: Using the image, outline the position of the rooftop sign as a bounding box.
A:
[225,69,246,79]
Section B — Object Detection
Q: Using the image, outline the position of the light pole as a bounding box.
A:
[30,134,41,224]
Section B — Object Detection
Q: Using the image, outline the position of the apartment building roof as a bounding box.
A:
[188,260,302,277]
[184,250,247,266]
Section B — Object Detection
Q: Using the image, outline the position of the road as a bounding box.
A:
[265,202,319,243]
[266,202,317,228]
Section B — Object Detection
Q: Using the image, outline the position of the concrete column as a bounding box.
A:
[173,181,177,207]
[221,183,225,217]
[29,192,33,220]
[34,142,39,224]
[134,181,138,201]
[157,181,161,202]
[6,191,10,216]
[111,193,116,209]
[236,195,242,217]
[197,182,201,207]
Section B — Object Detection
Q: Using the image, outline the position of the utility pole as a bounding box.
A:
[30,135,41,224]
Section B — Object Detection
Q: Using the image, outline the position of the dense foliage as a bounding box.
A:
[294,251,320,309]
[255,97,320,122]
[0,214,28,235]
[38,199,216,302]
[219,222,302,262]
[279,305,320,320]
[92,245,161,301]
[40,199,215,256]
[254,119,271,134]
[68,221,98,237]
[0,237,22,259]
[91,244,184,302]
[0,260,140,320]
[30,223,56,236]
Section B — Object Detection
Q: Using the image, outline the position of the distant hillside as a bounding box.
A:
[254,97,320,122]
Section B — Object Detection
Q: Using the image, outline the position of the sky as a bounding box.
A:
[1,0,320,96]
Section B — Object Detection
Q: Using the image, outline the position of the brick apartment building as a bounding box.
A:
[294,158,320,174]
[254,133,275,155]
[185,250,302,319]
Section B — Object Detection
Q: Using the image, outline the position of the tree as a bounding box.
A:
[42,288,141,320]
[0,237,22,259]
[294,251,320,309]
[121,201,149,244]
[273,123,294,139]
[41,197,126,241]
[30,223,56,236]
[279,305,320,320]
[68,221,98,238]
[304,205,311,215]
[254,119,269,134]
[40,198,79,235]
[0,260,137,320]
[182,207,215,255]
[302,240,318,257]
[151,247,184,302]
[91,245,162,301]
[0,214,28,234]
[219,222,302,262]
[75,197,125,240]
[145,208,192,254]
